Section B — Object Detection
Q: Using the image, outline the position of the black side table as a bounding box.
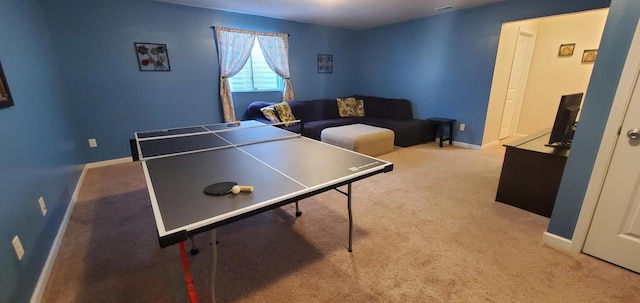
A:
[426,118,455,147]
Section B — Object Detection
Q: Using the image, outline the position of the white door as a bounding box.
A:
[499,29,536,139]
[583,69,640,273]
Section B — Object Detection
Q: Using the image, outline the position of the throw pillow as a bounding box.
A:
[337,97,365,117]
[273,102,298,126]
[260,105,280,123]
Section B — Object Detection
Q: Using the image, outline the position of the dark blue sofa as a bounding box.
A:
[246,96,429,147]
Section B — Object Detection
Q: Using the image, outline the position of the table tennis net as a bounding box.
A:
[134,120,302,160]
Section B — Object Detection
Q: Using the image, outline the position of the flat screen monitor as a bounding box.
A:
[546,93,583,148]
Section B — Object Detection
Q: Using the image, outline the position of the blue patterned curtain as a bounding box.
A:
[257,34,294,102]
[214,27,255,122]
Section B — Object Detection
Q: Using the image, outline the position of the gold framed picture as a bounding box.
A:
[558,43,575,57]
[582,49,598,63]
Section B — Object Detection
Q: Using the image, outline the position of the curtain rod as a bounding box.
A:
[210,26,289,36]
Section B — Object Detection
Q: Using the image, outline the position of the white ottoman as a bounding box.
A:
[321,124,395,156]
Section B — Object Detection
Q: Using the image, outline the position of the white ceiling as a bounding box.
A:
[157,0,508,30]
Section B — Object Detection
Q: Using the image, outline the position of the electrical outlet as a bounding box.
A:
[88,138,97,148]
[38,196,47,216]
[12,235,25,261]
[460,124,466,131]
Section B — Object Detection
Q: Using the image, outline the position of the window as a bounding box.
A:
[229,38,283,92]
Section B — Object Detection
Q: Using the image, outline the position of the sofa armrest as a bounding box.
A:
[246,101,278,121]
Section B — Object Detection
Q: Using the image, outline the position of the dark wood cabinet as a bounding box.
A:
[495,129,569,217]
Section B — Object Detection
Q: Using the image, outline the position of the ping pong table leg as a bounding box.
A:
[295,201,302,217]
[347,183,353,252]
[190,236,199,255]
[210,230,217,303]
[335,183,354,252]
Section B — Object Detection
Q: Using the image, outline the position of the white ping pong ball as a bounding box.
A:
[231,185,240,194]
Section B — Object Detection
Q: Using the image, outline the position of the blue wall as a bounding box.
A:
[0,0,82,302]
[549,0,640,238]
[40,0,359,164]
[357,0,611,146]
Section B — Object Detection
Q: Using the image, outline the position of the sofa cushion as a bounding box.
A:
[361,96,413,120]
[274,102,298,126]
[359,117,428,147]
[287,99,341,122]
[336,97,365,117]
[302,118,360,140]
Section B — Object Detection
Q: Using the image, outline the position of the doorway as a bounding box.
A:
[482,9,609,148]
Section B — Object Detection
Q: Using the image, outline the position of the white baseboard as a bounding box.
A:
[84,157,132,169]
[481,134,527,150]
[30,165,87,303]
[30,156,131,302]
[435,139,481,150]
[453,141,481,150]
[481,140,501,149]
[542,231,575,252]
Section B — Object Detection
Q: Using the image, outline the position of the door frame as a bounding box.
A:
[545,19,640,253]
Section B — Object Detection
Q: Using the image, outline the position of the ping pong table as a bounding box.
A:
[133,120,393,302]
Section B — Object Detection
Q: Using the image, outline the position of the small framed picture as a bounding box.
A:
[318,54,333,74]
[558,43,575,57]
[582,49,598,63]
[0,61,14,110]
[135,42,171,71]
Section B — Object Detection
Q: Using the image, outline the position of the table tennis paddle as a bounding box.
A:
[203,182,254,195]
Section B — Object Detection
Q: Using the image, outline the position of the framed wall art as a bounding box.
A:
[582,49,598,63]
[558,43,575,57]
[0,61,14,109]
[318,54,333,74]
[135,42,171,71]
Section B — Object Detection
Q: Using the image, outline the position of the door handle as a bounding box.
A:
[627,128,640,140]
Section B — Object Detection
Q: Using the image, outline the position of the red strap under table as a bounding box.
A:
[179,242,199,303]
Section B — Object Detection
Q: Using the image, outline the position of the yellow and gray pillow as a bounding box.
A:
[337,97,365,117]
[274,102,298,126]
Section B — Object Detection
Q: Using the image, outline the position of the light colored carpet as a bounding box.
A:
[42,143,640,302]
